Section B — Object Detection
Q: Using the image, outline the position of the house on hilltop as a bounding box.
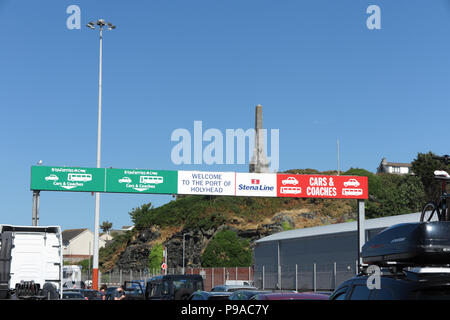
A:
[377,158,412,175]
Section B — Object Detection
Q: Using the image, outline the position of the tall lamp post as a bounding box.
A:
[86,19,116,290]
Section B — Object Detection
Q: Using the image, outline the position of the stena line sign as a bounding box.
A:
[235,173,277,197]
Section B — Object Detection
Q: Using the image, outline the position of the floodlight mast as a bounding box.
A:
[86,19,115,291]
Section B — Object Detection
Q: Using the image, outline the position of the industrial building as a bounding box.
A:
[253,212,422,291]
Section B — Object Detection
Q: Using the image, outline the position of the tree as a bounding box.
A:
[411,152,450,202]
[148,243,163,271]
[344,168,381,196]
[344,167,425,218]
[100,221,113,234]
[201,230,252,267]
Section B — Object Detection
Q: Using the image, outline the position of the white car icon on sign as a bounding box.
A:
[282,177,299,185]
[344,179,360,188]
[119,177,132,184]
[45,174,59,181]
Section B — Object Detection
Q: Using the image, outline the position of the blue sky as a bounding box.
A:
[1,0,450,231]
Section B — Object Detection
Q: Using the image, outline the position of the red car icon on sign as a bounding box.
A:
[343,179,360,188]
[282,177,299,186]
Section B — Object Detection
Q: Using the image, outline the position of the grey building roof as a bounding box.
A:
[62,228,88,243]
[384,162,412,167]
[255,212,422,244]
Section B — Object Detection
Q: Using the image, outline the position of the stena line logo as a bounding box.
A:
[236,173,277,197]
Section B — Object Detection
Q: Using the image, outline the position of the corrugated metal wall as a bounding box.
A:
[253,228,385,291]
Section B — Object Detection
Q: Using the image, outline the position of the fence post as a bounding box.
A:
[130,270,133,282]
[120,269,123,285]
[313,263,317,292]
[333,262,337,290]
[223,268,225,284]
[295,264,298,292]
[262,265,265,290]
[212,268,214,288]
[249,266,251,284]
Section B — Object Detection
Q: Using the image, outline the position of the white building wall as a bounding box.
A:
[63,230,106,256]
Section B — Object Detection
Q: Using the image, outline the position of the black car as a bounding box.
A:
[80,289,105,300]
[62,291,86,300]
[145,274,204,300]
[123,281,145,300]
[228,290,270,300]
[105,286,119,300]
[187,291,232,300]
[331,221,450,300]
[330,268,450,300]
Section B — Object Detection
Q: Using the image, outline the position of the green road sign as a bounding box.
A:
[31,166,178,194]
[31,166,106,192]
[105,168,177,194]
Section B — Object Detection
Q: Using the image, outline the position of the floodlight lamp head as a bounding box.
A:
[107,22,116,30]
[86,22,95,29]
[97,19,106,27]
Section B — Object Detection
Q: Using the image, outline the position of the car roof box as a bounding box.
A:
[362,222,450,266]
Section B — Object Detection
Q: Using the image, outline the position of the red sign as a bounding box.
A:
[276,174,368,199]
[161,263,167,270]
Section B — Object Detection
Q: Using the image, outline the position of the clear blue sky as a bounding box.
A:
[1,0,450,231]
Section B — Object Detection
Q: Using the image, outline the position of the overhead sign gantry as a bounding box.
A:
[30,165,368,290]
[31,165,368,199]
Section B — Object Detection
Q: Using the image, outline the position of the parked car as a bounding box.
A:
[123,281,145,300]
[105,286,119,300]
[211,284,258,292]
[330,221,450,300]
[62,291,87,300]
[330,268,450,300]
[187,291,233,300]
[228,290,270,300]
[80,289,104,300]
[145,274,204,300]
[249,292,329,300]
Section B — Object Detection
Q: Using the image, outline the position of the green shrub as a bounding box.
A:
[148,243,163,270]
[201,230,252,267]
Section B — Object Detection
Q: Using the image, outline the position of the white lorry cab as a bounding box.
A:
[62,265,83,289]
[0,225,63,299]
